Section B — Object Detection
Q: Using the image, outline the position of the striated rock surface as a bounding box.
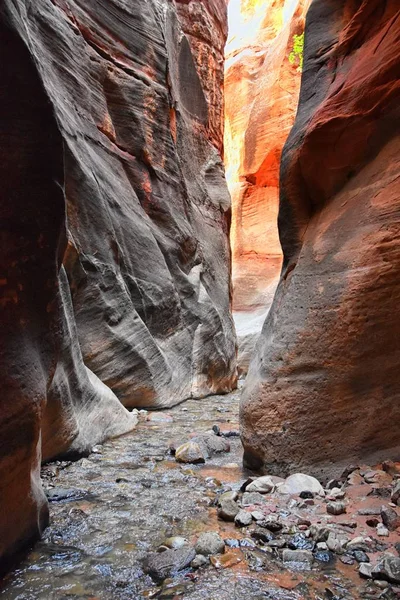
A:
[0,0,234,570]
[241,0,400,477]
[225,0,310,374]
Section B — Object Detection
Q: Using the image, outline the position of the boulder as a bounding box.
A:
[278,474,324,496]
[175,442,206,465]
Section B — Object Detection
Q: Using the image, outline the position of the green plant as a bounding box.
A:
[288,32,304,71]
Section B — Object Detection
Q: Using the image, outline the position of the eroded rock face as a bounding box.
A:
[0,0,234,569]
[225,0,310,374]
[241,0,400,478]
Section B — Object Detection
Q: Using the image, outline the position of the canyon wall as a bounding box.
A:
[0,0,234,570]
[241,0,400,478]
[225,0,310,373]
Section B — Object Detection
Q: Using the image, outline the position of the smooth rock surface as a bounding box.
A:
[278,473,324,496]
[241,0,400,478]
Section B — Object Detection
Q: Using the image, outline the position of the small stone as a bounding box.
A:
[348,471,364,486]
[375,580,390,589]
[326,531,348,554]
[224,539,240,549]
[175,442,205,464]
[309,525,331,542]
[257,516,282,532]
[327,501,347,515]
[359,562,374,579]
[145,547,196,581]
[210,551,242,569]
[212,425,220,435]
[346,537,372,552]
[191,433,230,458]
[377,523,390,537]
[250,527,274,543]
[353,550,369,563]
[191,554,209,569]
[287,533,315,551]
[245,475,283,494]
[327,488,346,500]
[241,492,266,506]
[45,488,87,503]
[251,510,265,521]
[218,499,240,521]
[235,510,253,527]
[163,537,188,550]
[278,473,324,496]
[372,555,400,584]
[218,490,238,504]
[395,542,400,556]
[317,542,328,550]
[391,481,400,506]
[299,491,314,499]
[340,555,355,565]
[239,538,256,549]
[195,532,225,556]
[267,538,286,549]
[282,549,313,566]
[314,551,332,563]
[381,505,400,531]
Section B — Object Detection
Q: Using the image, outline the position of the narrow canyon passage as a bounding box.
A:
[3,391,399,600]
[1,0,400,597]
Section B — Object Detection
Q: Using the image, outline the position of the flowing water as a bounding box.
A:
[0,390,392,600]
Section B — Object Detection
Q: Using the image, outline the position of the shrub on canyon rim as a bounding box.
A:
[289,32,304,70]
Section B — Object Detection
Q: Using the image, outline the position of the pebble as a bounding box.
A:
[359,562,374,579]
[195,532,224,556]
[377,524,390,537]
[146,412,174,423]
[287,533,314,551]
[251,510,265,521]
[191,554,209,569]
[314,551,332,563]
[267,538,286,549]
[353,550,370,563]
[175,442,205,464]
[218,498,240,521]
[257,517,282,532]
[326,501,347,515]
[218,490,238,504]
[326,531,348,554]
[235,510,253,527]
[381,505,400,531]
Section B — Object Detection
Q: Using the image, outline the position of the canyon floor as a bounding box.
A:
[1,389,399,600]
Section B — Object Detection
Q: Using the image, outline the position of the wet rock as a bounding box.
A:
[391,481,400,506]
[235,510,253,527]
[359,562,374,579]
[210,551,242,569]
[353,550,370,563]
[191,554,209,569]
[381,505,400,531]
[191,432,230,458]
[175,442,205,465]
[45,488,88,503]
[377,524,390,537]
[327,501,347,515]
[372,555,400,584]
[278,474,324,496]
[287,533,315,551]
[218,499,240,521]
[315,551,333,563]
[241,492,266,506]
[144,547,196,581]
[163,537,188,550]
[282,549,313,566]
[340,555,355,565]
[195,532,224,556]
[245,475,283,494]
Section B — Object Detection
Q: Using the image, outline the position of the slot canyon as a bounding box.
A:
[0,0,399,598]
